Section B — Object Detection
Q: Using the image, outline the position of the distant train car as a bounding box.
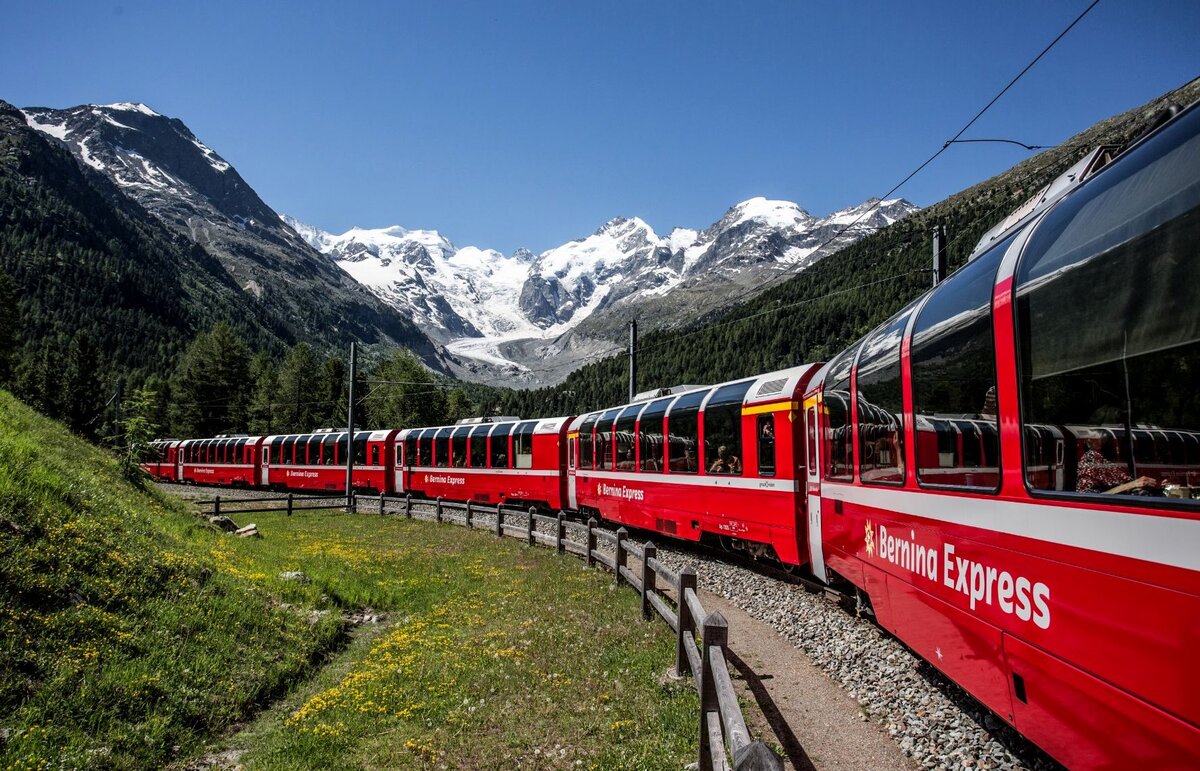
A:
[395,417,571,509]
[139,439,180,481]
[261,429,397,493]
[567,364,821,566]
[803,101,1200,767]
[178,435,265,486]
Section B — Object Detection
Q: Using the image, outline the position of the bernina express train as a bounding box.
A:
[144,102,1200,766]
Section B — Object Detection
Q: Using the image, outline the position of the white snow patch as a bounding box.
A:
[21,112,72,140]
[105,102,160,116]
[77,137,105,171]
[190,138,230,172]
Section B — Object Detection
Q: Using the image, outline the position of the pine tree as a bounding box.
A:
[116,387,160,481]
[247,351,278,436]
[0,270,19,386]
[364,350,447,429]
[275,342,322,433]
[171,322,252,437]
[62,330,102,435]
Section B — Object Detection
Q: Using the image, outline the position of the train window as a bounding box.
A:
[757,414,776,477]
[238,438,249,464]
[513,421,536,469]
[577,415,597,470]
[324,434,339,465]
[354,435,368,465]
[667,390,706,473]
[638,398,671,472]
[806,407,818,477]
[278,438,290,465]
[704,381,753,475]
[911,235,1008,491]
[469,425,488,468]
[1015,106,1200,503]
[823,344,858,483]
[614,406,639,470]
[419,429,435,467]
[490,423,513,469]
[857,307,915,486]
[369,442,379,466]
[434,427,453,468]
[595,409,620,471]
[451,426,470,468]
[403,435,417,466]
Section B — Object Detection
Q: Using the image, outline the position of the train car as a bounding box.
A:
[139,439,180,481]
[395,417,571,509]
[803,102,1200,767]
[567,365,821,565]
[261,429,398,493]
[177,435,265,486]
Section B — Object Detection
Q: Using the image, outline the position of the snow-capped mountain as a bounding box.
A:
[289,195,917,380]
[21,102,434,357]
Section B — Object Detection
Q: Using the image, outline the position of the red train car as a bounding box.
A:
[395,417,570,509]
[177,435,265,486]
[261,429,398,493]
[139,439,180,482]
[567,365,821,566]
[803,103,1200,767]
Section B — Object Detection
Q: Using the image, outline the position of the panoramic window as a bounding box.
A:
[578,415,597,470]
[469,425,488,468]
[1016,106,1200,503]
[451,426,470,468]
[704,380,754,475]
[638,398,671,472]
[595,409,620,471]
[667,390,706,473]
[910,236,1008,490]
[434,427,453,468]
[491,423,513,469]
[823,344,859,483]
[513,421,536,469]
[856,306,915,485]
[614,406,639,470]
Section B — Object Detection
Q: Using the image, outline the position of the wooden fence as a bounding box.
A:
[198,493,348,518]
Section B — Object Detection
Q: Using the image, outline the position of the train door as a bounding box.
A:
[175,443,184,481]
[567,434,578,509]
[804,399,828,583]
[395,439,406,494]
[260,442,270,486]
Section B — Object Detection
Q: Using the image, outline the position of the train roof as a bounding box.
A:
[262,429,396,444]
[396,417,571,440]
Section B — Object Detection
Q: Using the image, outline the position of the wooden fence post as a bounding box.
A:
[699,611,729,771]
[405,494,412,518]
[676,567,697,677]
[350,492,357,513]
[287,493,293,517]
[496,504,504,538]
[641,542,656,620]
[527,506,536,546]
[379,492,385,515]
[436,497,443,524]
[614,528,628,587]
[465,500,473,529]
[214,495,221,517]
[586,518,597,568]
[556,512,566,554]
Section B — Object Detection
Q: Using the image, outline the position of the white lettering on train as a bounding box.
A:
[425,475,466,486]
[871,522,1051,630]
[598,483,645,501]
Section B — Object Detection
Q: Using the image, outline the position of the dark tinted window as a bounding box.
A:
[451,426,470,467]
[704,381,753,475]
[513,421,536,468]
[324,434,339,465]
[418,429,435,466]
[595,409,620,471]
[578,415,597,470]
[614,406,639,470]
[857,307,914,485]
[280,437,294,465]
[638,398,671,472]
[491,423,513,468]
[911,236,1008,490]
[823,344,859,482]
[668,390,706,473]
[1017,107,1200,502]
[757,414,776,477]
[434,427,453,467]
[469,426,488,467]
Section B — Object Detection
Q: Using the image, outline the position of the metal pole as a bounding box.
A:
[628,319,637,403]
[345,342,356,511]
[932,225,948,287]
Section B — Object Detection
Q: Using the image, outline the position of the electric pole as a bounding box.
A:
[932,225,948,287]
[345,342,357,510]
[628,319,637,403]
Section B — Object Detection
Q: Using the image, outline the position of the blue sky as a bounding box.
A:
[2,1,1197,253]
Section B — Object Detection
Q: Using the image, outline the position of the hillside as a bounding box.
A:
[492,76,1200,417]
[0,391,343,768]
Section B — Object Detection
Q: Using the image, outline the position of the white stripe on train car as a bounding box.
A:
[577,469,800,493]
[823,483,1200,573]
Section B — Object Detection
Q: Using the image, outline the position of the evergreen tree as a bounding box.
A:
[62,330,102,435]
[319,355,347,428]
[115,387,160,481]
[445,388,474,423]
[275,342,323,433]
[171,322,251,437]
[364,350,447,429]
[0,270,18,386]
[247,351,278,436]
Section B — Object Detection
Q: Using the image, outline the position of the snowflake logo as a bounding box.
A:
[864,520,875,558]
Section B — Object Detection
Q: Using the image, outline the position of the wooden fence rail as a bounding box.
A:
[203,491,782,770]
[199,493,349,518]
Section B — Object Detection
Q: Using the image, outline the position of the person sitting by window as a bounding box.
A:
[709,445,740,474]
[616,448,636,470]
[1076,438,1160,495]
[453,453,466,468]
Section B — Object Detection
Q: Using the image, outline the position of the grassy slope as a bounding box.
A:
[0,392,344,768]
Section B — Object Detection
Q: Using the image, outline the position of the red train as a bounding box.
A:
[144,102,1200,767]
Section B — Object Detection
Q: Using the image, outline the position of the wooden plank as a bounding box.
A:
[683,635,702,691]
[563,541,587,557]
[532,513,557,526]
[706,711,731,771]
[649,592,678,632]
[501,524,525,538]
[624,541,644,561]
[711,650,751,758]
[647,557,678,588]
[685,589,707,635]
[590,549,615,570]
[532,531,555,547]
[563,520,589,532]
[618,566,642,593]
[593,529,617,544]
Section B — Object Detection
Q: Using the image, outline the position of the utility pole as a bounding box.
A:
[932,225,948,287]
[628,319,637,403]
[345,342,357,511]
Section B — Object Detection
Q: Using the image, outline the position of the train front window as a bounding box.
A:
[638,398,671,473]
[667,390,706,473]
[1016,105,1200,503]
[857,306,915,486]
[614,406,639,470]
[823,344,858,483]
[704,380,754,475]
[910,236,1007,491]
[469,426,488,467]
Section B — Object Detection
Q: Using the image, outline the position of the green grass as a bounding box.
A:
[202,511,698,770]
[0,391,698,769]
